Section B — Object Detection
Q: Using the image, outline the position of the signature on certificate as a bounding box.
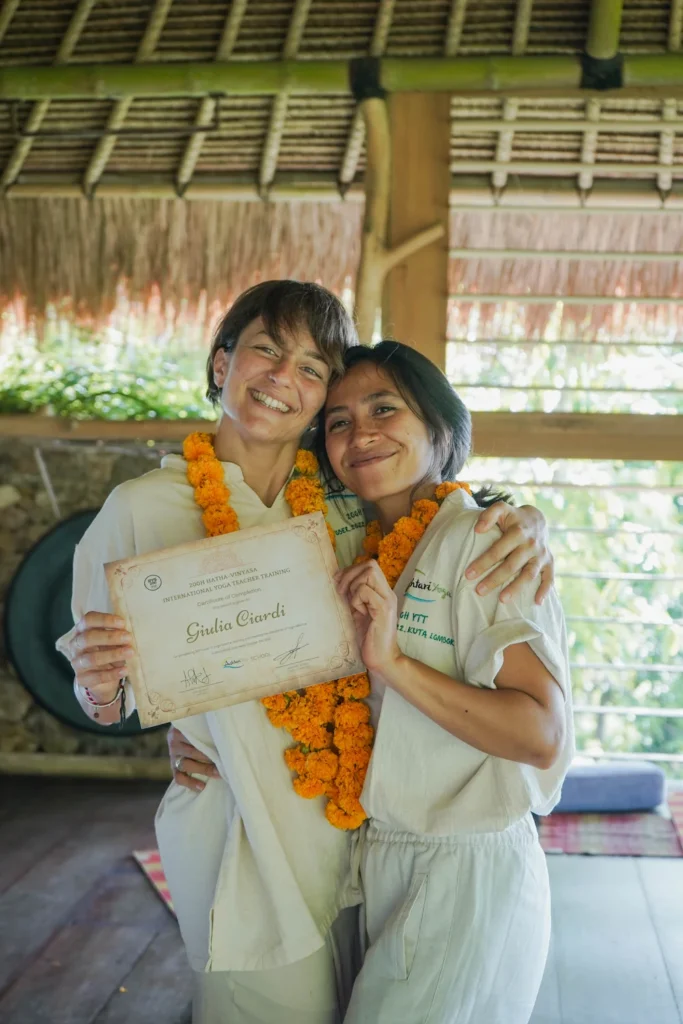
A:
[223,659,243,669]
[273,633,309,666]
[180,666,211,691]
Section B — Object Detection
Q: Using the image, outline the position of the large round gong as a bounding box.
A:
[4,510,154,736]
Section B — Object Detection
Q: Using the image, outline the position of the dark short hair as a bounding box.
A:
[206,280,358,405]
[316,340,511,508]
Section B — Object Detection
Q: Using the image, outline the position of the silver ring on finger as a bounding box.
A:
[174,755,185,774]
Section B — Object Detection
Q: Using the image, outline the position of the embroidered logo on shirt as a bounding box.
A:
[405,569,452,602]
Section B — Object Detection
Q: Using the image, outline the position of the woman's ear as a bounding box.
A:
[213,347,229,389]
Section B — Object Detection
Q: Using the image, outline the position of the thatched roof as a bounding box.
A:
[3,0,683,333]
[0,196,362,325]
[2,0,683,199]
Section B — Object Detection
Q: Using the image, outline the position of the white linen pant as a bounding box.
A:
[192,905,361,1024]
[344,815,550,1024]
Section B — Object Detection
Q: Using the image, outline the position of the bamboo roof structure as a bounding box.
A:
[3,0,683,333]
[3,0,683,201]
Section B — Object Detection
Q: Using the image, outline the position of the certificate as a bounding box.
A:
[105,512,364,727]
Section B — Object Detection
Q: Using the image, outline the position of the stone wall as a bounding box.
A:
[0,436,176,758]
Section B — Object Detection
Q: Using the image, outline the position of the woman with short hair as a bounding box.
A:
[58,286,554,1024]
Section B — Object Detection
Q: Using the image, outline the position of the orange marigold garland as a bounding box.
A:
[184,431,470,832]
[183,431,373,831]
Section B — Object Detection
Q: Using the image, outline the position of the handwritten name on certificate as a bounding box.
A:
[105,512,364,727]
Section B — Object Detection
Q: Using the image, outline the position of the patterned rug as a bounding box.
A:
[132,849,176,915]
[538,810,683,857]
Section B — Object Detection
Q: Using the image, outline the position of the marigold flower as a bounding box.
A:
[335,765,360,796]
[183,432,215,461]
[334,701,371,729]
[187,458,224,488]
[284,477,328,517]
[284,747,306,774]
[394,516,425,543]
[261,692,291,712]
[362,538,380,558]
[290,721,334,750]
[411,499,440,526]
[294,450,319,476]
[265,706,296,729]
[202,506,240,535]
[333,723,374,750]
[195,480,230,510]
[337,792,366,817]
[336,674,370,700]
[435,481,472,500]
[339,746,372,772]
[325,801,367,831]
[306,750,339,782]
[293,776,326,799]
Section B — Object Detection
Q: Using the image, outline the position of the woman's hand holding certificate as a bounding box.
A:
[105,512,364,726]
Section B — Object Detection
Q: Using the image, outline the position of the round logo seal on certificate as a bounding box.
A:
[144,574,162,591]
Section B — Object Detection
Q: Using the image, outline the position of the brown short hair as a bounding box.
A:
[206,280,358,405]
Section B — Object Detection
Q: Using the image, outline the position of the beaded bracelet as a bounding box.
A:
[83,684,123,720]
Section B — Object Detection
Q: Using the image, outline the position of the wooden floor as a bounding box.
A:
[1,778,682,1024]
[0,778,192,1024]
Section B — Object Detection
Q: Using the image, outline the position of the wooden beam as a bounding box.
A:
[7,173,683,210]
[0,0,20,44]
[448,248,683,261]
[175,0,248,194]
[354,97,444,342]
[0,751,171,780]
[445,0,469,55]
[471,412,683,461]
[82,0,173,195]
[0,416,215,441]
[0,0,96,190]
[259,0,312,193]
[339,0,396,188]
[383,93,450,367]
[0,413,680,460]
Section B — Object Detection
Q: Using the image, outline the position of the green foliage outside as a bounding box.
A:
[0,333,213,421]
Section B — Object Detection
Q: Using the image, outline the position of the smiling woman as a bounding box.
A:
[320,341,573,1024]
[54,283,557,1024]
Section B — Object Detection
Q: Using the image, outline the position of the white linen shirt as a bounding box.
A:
[69,454,366,971]
[362,489,575,837]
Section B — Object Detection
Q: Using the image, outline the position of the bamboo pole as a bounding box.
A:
[1,0,96,190]
[585,0,624,60]
[451,293,683,305]
[6,173,683,209]
[451,159,683,174]
[10,54,683,101]
[339,0,396,188]
[259,0,312,194]
[175,0,248,194]
[450,116,683,131]
[82,0,174,194]
[0,0,20,44]
[353,97,445,342]
[448,248,683,261]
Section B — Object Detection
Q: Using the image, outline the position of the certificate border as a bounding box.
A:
[105,512,364,726]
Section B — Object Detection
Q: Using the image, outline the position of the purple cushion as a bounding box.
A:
[554,761,666,814]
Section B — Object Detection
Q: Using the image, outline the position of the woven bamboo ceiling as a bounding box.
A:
[2,0,683,203]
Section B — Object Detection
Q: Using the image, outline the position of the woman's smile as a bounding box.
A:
[324,362,434,508]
